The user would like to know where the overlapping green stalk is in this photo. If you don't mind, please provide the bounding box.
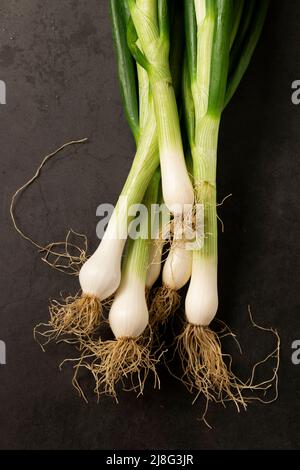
[177,0,275,406]
[127,0,194,216]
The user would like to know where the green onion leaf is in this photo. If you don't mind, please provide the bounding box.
[110,0,140,142]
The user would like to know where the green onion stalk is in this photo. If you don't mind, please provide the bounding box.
[127,0,193,327]
[127,0,194,218]
[177,0,271,407]
[124,0,193,329]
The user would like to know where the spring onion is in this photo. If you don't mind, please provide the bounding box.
[77,171,161,398]
[177,0,272,406]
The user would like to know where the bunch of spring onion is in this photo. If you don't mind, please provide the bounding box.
[36,0,273,401]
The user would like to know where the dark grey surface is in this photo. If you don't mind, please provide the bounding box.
[0,0,299,450]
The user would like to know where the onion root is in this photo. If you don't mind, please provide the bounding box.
[149,286,181,328]
[72,333,160,401]
[176,321,280,413]
[34,293,102,347]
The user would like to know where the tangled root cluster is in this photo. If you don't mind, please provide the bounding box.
[176,321,280,413]
[149,286,181,328]
[71,332,161,401]
[34,294,102,346]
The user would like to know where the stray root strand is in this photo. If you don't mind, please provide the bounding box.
[10,138,89,275]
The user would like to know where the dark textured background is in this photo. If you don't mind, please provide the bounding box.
[0,0,299,450]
